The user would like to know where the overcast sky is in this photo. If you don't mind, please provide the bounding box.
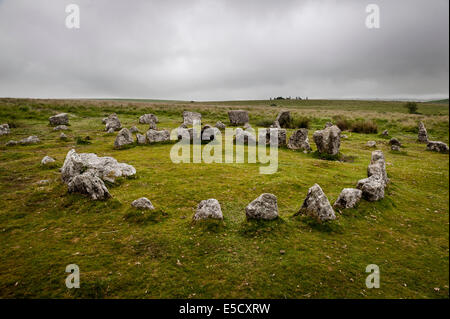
[0,0,448,101]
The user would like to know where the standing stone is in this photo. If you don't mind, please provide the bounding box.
[104,113,122,131]
[245,193,278,220]
[183,111,202,125]
[313,125,341,156]
[367,150,388,186]
[139,114,158,124]
[146,129,170,143]
[418,121,428,143]
[235,128,257,145]
[114,128,134,149]
[201,125,221,142]
[356,175,385,201]
[333,188,362,209]
[193,199,223,221]
[49,113,69,126]
[136,133,146,144]
[0,124,10,136]
[131,197,155,210]
[68,171,111,200]
[366,141,376,147]
[215,121,226,130]
[275,110,291,128]
[228,110,249,126]
[295,184,336,221]
[287,128,311,152]
[427,141,449,153]
[130,126,139,133]
[389,138,401,147]
[41,156,56,166]
[259,128,286,147]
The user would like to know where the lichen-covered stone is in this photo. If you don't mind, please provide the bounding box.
[245,193,278,220]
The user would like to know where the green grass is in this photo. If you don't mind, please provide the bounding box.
[0,98,448,298]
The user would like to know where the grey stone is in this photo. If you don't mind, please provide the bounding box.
[287,128,311,152]
[366,141,376,147]
[367,150,388,186]
[146,129,170,143]
[131,197,155,210]
[258,128,286,147]
[235,128,257,145]
[139,114,158,124]
[193,199,223,221]
[228,110,249,126]
[427,141,449,153]
[201,125,221,142]
[114,128,134,149]
[418,121,428,143]
[0,123,11,136]
[183,111,202,125]
[37,179,50,185]
[389,138,401,147]
[6,140,18,146]
[130,126,139,133]
[382,129,389,136]
[333,188,362,209]
[356,175,385,201]
[391,144,401,151]
[60,132,68,140]
[104,113,122,131]
[19,135,40,145]
[53,125,68,131]
[243,123,252,130]
[68,171,111,200]
[215,121,226,130]
[275,111,291,128]
[296,184,336,221]
[324,122,333,128]
[41,156,55,165]
[136,133,146,144]
[49,113,69,126]
[245,193,278,220]
[313,125,341,155]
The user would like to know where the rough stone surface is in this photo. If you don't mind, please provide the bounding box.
[193,199,223,221]
[201,125,221,141]
[235,128,257,145]
[391,145,400,151]
[114,128,134,149]
[367,150,388,186]
[68,171,111,200]
[183,111,202,125]
[19,136,40,145]
[130,126,139,133]
[104,113,122,131]
[146,129,170,143]
[60,132,68,140]
[49,113,69,126]
[427,141,449,153]
[61,149,136,184]
[228,110,249,126]
[356,175,385,201]
[313,125,341,155]
[6,140,18,146]
[258,128,286,147]
[215,121,226,130]
[41,156,55,165]
[0,124,11,136]
[176,126,194,141]
[275,111,291,128]
[389,138,401,147]
[366,141,376,147]
[53,125,68,131]
[139,114,158,124]
[333,188,362,209]
[131,197,155,210]
[287,128,311,152]
[136,133,146,144]
[418,121,428,143]
[245,193,278,220]
[296,184,336,221]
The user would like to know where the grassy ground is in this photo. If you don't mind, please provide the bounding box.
[0,98,448,298]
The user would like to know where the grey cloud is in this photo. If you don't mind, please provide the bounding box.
[0,0,448,100]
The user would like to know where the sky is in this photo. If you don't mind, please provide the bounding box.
[0,0,448,101]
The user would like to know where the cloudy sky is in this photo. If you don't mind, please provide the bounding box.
[0,0,448,101]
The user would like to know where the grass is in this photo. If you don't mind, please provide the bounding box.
[0,98,448,299]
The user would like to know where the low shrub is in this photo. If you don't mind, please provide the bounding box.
[351,120,378,134]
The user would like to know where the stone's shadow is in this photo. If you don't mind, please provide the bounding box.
[123,207,168,225]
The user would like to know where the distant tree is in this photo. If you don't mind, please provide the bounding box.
[405,102,418,114]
